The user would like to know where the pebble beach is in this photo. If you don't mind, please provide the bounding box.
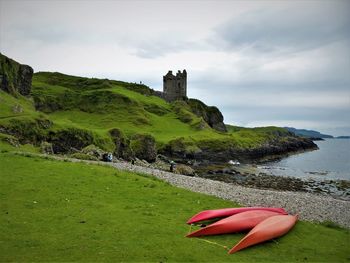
[109,161,350,229]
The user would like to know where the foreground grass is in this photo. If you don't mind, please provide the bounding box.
[0,153,349,262]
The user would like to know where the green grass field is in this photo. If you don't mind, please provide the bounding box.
[0,149,348,262]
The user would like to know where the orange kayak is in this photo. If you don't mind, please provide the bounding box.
[187,210,282,237]
[228,214,298,254]
[187,207,287,224]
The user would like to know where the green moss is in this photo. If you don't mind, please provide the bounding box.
[0,53,21,95]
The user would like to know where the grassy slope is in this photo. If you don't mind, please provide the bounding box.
[32,72,224,144]
[0,149,349,262]
[0,71,297,154]
[29,72,290,149]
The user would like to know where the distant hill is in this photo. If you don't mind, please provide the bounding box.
[284,127,333,139]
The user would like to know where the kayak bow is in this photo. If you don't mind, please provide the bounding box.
[187,210,282,237]
[228,214,298,254]
[187,207,287,224]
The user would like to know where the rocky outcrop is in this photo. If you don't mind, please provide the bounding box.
[130,134,157,162]
[187,99,227,132]
[109,128,133,160]
[161,135,318,163]
[48,128,94,153]
[0,53,33,96]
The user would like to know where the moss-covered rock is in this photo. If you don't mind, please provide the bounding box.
[174,164,195,176]
[49,128,95,153]
[187,99,227,132]
[109,128,133,160]
[70,152,99,161]
[171,101,196,124]
[0,117,51,145]
[130,134,157,162]
[81,144,105,160]
[0,133,19,147]
[162,137,202,159]
[40,141,54,154]
[0,53,33,96]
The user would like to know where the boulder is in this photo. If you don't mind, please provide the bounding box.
[175,164,196,176]
[81,144,105,159]
[130,134,157,162]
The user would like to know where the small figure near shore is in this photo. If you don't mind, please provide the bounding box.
[103,153,113,162]
[229,160,240,166]
[170,160,176,172]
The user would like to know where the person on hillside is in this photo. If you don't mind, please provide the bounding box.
[170,160,176,172]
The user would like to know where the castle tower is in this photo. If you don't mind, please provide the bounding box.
[163,69,187,102]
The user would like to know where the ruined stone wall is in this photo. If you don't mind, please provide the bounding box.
[163,70,187,102]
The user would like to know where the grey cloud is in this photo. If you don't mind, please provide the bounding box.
[213,2,350,54]
[189,70,350,94]
[129,38,201,59]
[220,105,350,135]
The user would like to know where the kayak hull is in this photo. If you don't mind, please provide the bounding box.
[228,214,298,254]
[187,207,287,224]
[187,210,282,237]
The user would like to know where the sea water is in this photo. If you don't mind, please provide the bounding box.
[258,139,350,181]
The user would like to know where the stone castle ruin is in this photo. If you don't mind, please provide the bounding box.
[162,70,187,102]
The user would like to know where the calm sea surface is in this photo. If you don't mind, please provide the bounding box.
[258,139,350,181]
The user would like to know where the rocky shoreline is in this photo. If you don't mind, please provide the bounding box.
[194,163,350,201]
[106,160,350,229]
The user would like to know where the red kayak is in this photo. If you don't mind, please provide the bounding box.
[187,207,287,224]
[187,210,282,237]
[228,214,298,254]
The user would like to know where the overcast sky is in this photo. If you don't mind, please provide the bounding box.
[1,0,349,136]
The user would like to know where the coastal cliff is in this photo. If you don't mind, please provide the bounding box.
[0,53,33,96]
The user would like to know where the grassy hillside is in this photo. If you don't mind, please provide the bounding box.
[31,72,301,148]
[0,150,348,261]
[0,69,316,161]
[31,72,222,144]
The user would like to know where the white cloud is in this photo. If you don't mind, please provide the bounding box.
[0,0,349,136]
